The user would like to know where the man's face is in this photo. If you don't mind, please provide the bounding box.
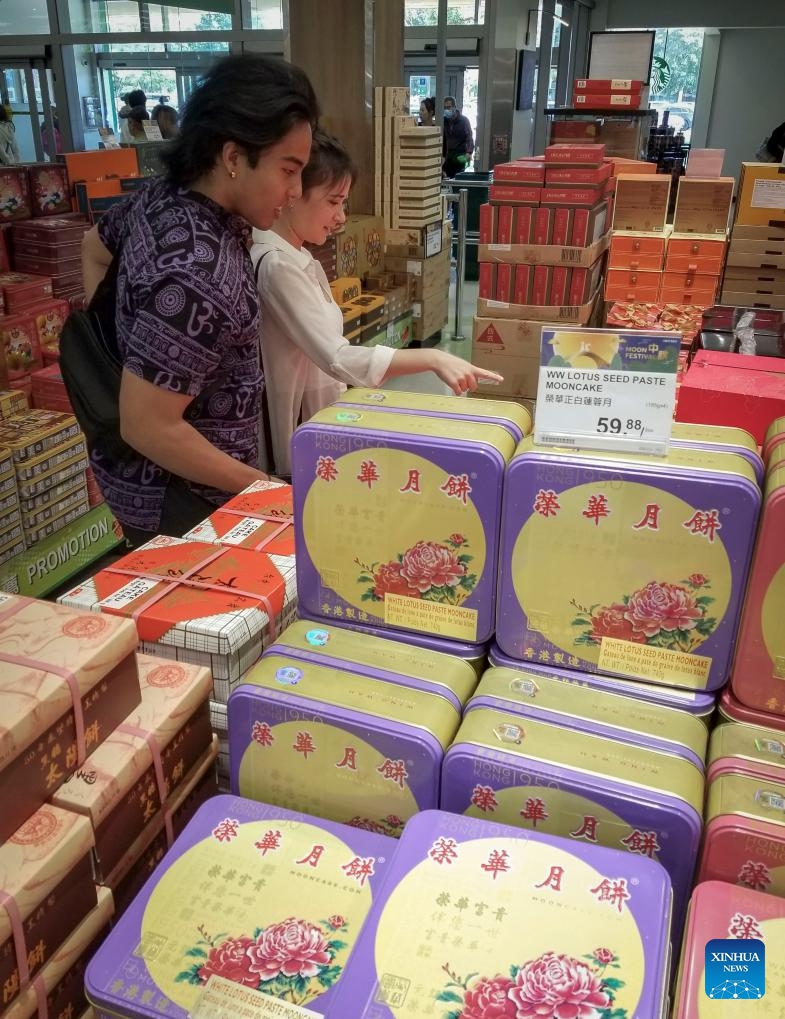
[444,100,457,120]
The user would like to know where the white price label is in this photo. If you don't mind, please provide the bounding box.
[534,329,680,455]
[191,975,323,1019]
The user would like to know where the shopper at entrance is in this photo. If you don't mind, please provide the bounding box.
[151,103,179,139]
[251,130,502,477]
[120,103,150,144]
[118,89,147,143]
[0,107,21,165]
[442,96,473,177]
[419,97,436,126]
[79,53,318,546]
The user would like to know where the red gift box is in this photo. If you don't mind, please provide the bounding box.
[676,350,785,443]
[184,480,295,555]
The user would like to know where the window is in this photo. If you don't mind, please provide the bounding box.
[404,1,485,26]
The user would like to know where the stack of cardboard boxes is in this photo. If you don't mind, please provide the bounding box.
[721,163,785,311]
[572,77,649,109]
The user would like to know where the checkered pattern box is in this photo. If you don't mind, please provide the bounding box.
[58,535,297,703]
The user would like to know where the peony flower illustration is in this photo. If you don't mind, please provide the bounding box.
[623,581,703,638]
[688,573,707,588]
[588,603,647,645]
[400,541,466,594]
[196,935,257,987]
[593,948,615,966]
[509,952,611,1019]
[449,533,466,546]
[460,975,518,1018]
[246,918,332,981]
[327,915,346,930]
[372,560,416,599]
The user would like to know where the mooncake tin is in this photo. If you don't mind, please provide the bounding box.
[13,432,87,485]
[719,686,785,731]
[85,794,394,1018]
[332,616,489,675]
[15,443,88,499]
[730,461,785,714]
[497,439,761,692]
[292,405,516,645]
[441,705,703,936]
[670,421,764,484]
[184,479,295,555]
[708,721,785,781]
[0,593,141,845]
[50,653,214,881]
[488,641,717,716]
[0,410,80,463]
[336,387,533,442]
[699,770,785,896]
[229,655,460,834]
[467,665,708,769]
[326,809,671,1019]
[0,804,96,1011]
[59,535,298,699]
[674,880,781,1018]
[263,618,479,713]
[763,414,785,465]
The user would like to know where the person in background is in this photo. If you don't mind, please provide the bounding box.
[118,88,147,143]
[79,54,318,546]
[0,106,21,165]
[419,97,436,126]
[442,95,474,177]
[151,103,179,139]
[41,110,62,159]
[757,121,785,163]
[120,103,150,144]
[251,130,502,477]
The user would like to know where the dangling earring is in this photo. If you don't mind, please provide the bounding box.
[230,170,237,179]
[287,200,294,209]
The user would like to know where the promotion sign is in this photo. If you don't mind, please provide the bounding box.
[534,328,680,456]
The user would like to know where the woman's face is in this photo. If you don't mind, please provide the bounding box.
[291,174,352,246]
[420,101,429,120]
[232,120,313,230]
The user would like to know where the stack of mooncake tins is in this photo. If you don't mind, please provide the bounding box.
[183,479,296,788]
[58,532,297,705]
[292,390,532,659]
[0,595,141,1018]
[228,619,478,832]
[85,795,395,1018]
[442,665,705,937]
[0,442,23,566]
[495,436,761,696]
[0,409,89,548]
[674,881,779,1016]
[728,436,785,725]
[50,653,219,916]
[698,719,785,896]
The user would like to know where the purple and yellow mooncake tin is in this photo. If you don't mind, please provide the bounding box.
[229,655,461,835]
[292,405,517,645]
[496,439,761,692]
[263,618,479,713]
[670,421,763,485]
[331,616,488,675]
[85,794,394,1019]
[335,387,533,442]
[488,641,716,717]
[467,665,708,769]
[441,705,703,936]
[326,809,671,1019]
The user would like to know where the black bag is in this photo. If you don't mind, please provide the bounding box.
[59,256,134,462]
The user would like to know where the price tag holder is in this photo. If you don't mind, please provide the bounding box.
[534,328,680,456]
[191,975,323,1019]
[98,127,120,149]
[143,121,164,141]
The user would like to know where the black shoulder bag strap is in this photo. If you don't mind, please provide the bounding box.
[254,250,276,474]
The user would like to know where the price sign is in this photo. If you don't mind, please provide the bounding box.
[143,121,164,141]
[98,127,120,149]
[534,328,680,456]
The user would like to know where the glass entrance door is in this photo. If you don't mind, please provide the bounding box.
[1,59,58,162]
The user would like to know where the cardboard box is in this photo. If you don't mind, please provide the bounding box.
[541,186,605,207]
[514,264,531,305]
[329,276,362,304]
[335,214,385,278]
[545,163,613,186]
[736,163,785,227]
[612,175,672,232]
[478,229,610,268]
[384,248,450,300]
[730,223,785,242]
[570,202,608,245]
[551,207,573,246]
[476,287,600,324]
[411,293,448,341]
[726,240,785,271]
[609,231,667,270]
[550,119,602,140]
[496,262,513,303]
[573,92,644,108]
[384,220,445,258]
[722,267,785,295]
[550,265,569,306]
[673,176,734,235]
[479,204,495,243]
[471,316,551,400]
[720,290,785,311]
[544,143,606,166]
[676,349,785,442]
[531,265,551,305]
[514,206,534,244]
[533,206,553,244]
[489,184,542,205]
[574,78,644,93]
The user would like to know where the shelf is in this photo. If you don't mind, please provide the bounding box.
[545,107,657,119]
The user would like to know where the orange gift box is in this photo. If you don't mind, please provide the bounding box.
[0,594,140,845]
[184,479,295,556]
[0,805,96,1011]
[50,652,214,881]
[58,536,297,701]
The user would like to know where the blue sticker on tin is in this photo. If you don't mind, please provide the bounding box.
[275,666,303,686]
[305,628,331,647]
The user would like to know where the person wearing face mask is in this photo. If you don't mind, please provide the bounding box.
[79,54,318,546]
[442,96,474,177]
[251,130,502,478]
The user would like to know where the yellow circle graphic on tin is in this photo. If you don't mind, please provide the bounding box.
[238,720,419,834]
[140,820,373,1010]
[761,562,785,676]
[373,837,647,1017]
[512,480,732,665]
[697,917,784,1016]
[302,448,487,620]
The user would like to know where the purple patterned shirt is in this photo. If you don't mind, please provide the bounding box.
[94,177,262,532]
